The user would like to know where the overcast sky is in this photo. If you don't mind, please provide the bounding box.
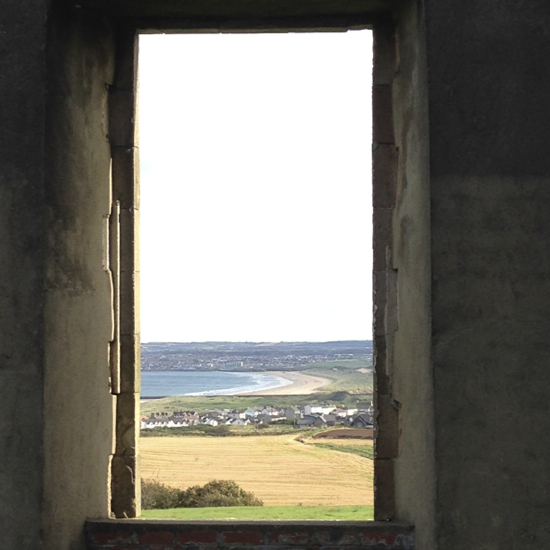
[138,31,373,343]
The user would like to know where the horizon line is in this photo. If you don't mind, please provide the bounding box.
[141,339,373,344]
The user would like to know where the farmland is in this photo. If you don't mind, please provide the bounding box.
[141,434,373,507]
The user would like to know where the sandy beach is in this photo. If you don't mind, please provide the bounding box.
[237,371,331,396]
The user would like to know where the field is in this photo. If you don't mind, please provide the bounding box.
[142,505,374,521]
[307,439,375,460]
[140,424,323,438]
[141,390,372,416]
[303,361,373,394]
[141,435,373,507]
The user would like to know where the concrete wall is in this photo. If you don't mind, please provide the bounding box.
[0,1,49,548]
[43,5,116,550]
[424,1,550,548]
[4,1,550,549]
[391,1,435,549]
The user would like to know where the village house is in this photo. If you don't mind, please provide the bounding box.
[284,406,300,420]
[297,414,327,428]
[140,402,375,431]
[304,404,336,416]
[347,412,373,428]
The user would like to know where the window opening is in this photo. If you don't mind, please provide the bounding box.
[137,30,374,519]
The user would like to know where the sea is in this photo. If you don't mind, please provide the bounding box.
[141,370,293,398]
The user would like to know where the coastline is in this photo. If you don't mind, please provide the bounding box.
[235,371,331,396]
[140,370,332,401]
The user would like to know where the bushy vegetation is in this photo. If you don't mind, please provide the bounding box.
[142,479,184,510]
[142,479,263,510]
[181,480,263,508]
[141,423,321,438]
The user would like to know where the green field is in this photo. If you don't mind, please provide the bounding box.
[304,369,372,393]
[141,390,372,416]
[299,360,372,393]
[142,505,374,521]
[311,442,374,460]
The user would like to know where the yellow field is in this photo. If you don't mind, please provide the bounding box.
[141,435,373,506]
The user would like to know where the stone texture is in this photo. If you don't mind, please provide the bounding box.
[372,85,395,144]
[0,0,49,546]
[373,207,394,272]
[112,147,140,210]
[2,1,550,550]
[86,521,414,550]
[374,458,395,522]
[111,455,141,518]
[373,144,398,208]
[42,9,116,550]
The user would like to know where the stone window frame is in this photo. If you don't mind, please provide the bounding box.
[108,12,398,522]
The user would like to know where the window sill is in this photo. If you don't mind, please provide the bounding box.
[86,519,414,549]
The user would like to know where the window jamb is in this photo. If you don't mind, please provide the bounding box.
[108,19,398,521]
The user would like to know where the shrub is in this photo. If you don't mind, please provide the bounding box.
[141,479,184,509]
[181,480,263,508]
[142,479,263,509]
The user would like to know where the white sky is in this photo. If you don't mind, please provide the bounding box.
[138,31,373,343]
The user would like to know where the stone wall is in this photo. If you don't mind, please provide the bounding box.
[424,2,550,549]
[86,521,414,550]
[3,0,550,549]
[43,5,117,549]
[0,1,49,548]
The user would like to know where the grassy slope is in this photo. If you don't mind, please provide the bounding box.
[301,360,373,394]
[142,505,374,521]
[304,369,373,393]
[311,442,374,460]
[141,391,372,416]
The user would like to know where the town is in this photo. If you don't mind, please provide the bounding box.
[141,401,374,430]
[141,340,372,372]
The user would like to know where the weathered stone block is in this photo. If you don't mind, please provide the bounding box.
[115,392,139,456]
[373,144,398,208]
[373,335,390,396]
[374,458,395,521]
[373,25,396,86]
[120,333,141,394]
[111,455,141,518]
[373,208,393,272]
[109,88,137,147]
[119,207,139,275]
[120,270,139,336]
[376,395,400,459]
[112,146,140,210]
[373,85,394,144]
[374,270,387,336]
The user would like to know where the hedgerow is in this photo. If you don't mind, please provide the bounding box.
[142,479,263,509]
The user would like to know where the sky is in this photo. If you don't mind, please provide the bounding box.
[138,31,373,343]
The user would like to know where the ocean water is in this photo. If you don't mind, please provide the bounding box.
[141,370,292,398]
